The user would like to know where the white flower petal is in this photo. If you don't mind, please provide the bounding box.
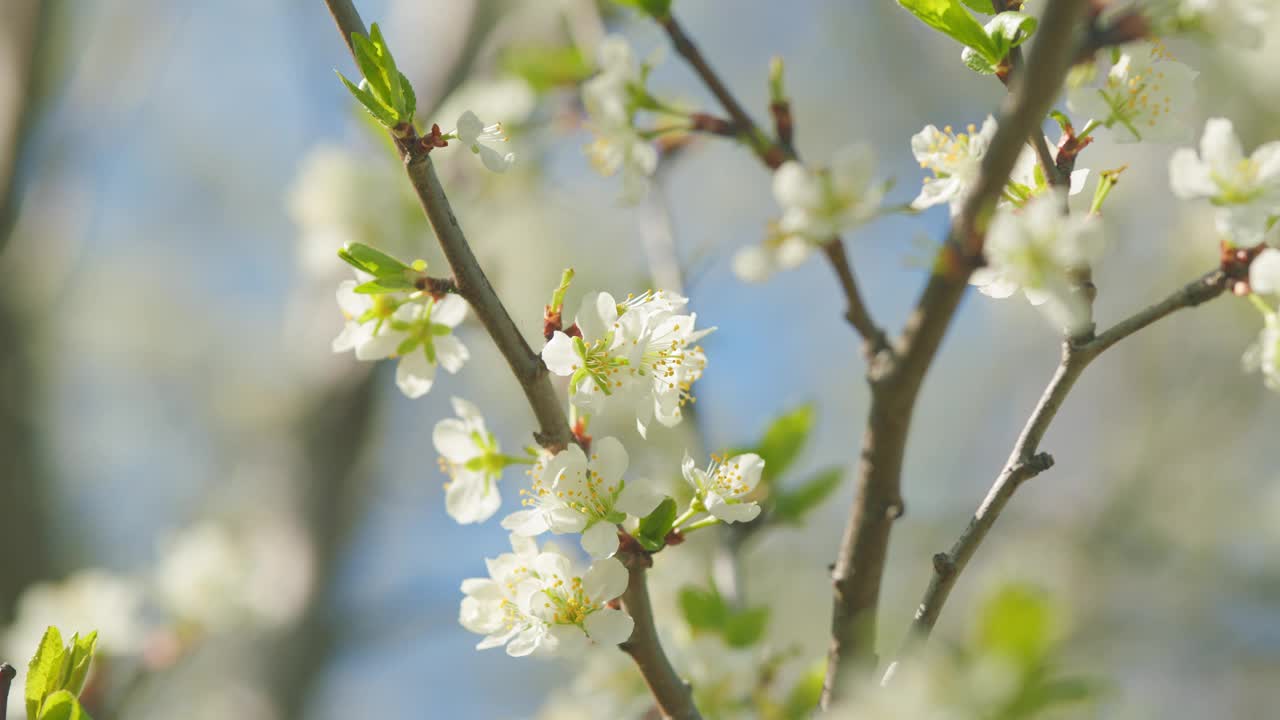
[584,607,634,646]
[580,522,619,559]
[435,335,470,374]
[446,473,501,525]
[395,350,436,398]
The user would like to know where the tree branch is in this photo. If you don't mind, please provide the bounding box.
[618,552,703,720]
[323,0,571,451]
[822,0,1090,707]
[892,269,1228,664]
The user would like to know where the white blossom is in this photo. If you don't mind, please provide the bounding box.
[1244,310,1280,391]
[460,536,633,657]
[911,116,998,214]
[681,452,765,523]
[502,437,662,558]
[455,110,514,173]
[434,397,507,524]
[154,520,312,632]
[1132,0,1272,48]
[2,570,145,661]
[332,285,470,398]
[735,145,883,282]
[978,193,1105,334]
[1252,248,1280,295]
[1170,117,1280,244]
[1066,41,1197,144]
[542,291,711,436]
[582,35,658,204]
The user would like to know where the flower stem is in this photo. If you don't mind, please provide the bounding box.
[679,516,720,534]
[671,506,700,531]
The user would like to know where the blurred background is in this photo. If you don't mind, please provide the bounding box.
[1,1,1279,717]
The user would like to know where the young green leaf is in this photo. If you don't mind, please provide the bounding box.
[961,0,995,12]
[353,275,417,294]
[756,403,815,483]
[369,24,403,116]
[337,242,411,278]
[677,585,727,632]
[337,72,399,126]
[722,606,770,647]
[987,11,1038,53]
[63,632,97,697]
[635,497,677,551]
[37,690,91,720]
[961,45,999,75]
[897,0,999,61]
[25,626,67,720]
[772,467,843,524]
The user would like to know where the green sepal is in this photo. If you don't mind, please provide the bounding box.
[635,496,677,551]
[772,467,843,524]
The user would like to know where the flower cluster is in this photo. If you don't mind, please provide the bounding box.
[1067,41,1197,144]
[460,535,634,657]
[680,452,766,524]
[734,145,884,282]
[582,35,659,204]
[434,397,516,524]
[542,290,712,436]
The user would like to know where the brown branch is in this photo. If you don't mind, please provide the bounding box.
[323,0,572,451]
[1,663,14,720]
[823,239,889,356]
[821,0,1091,707]
[892,269,1228,667]
[618,550,703,720]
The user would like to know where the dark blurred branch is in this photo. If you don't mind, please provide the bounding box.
[324,0,572,451]
[823,0,1089,706]
[0,0,57,624]
[893,269,1228,666]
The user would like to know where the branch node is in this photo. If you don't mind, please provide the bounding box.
[931,552,955,576]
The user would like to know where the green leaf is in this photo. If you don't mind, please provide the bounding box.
[782,660,827,720]
[772,467,843,524]
[369,24,403,115]
[501,46,593,92]
[976,583,1061,668]
[898,0,999,61]
[961,0,995,12]
[63,632,97,697]
[677,585,727,632]
[399,71,416,121]
[338,242,410,278]
[26,626,67,720]
[611,0,673,18]
[722,606,770,647]
[337,72,399,126]
[352,30,391,104]
[354,275,416,294]
[635,497,677,551]
[756,404,815,484]
[37,690,91,720]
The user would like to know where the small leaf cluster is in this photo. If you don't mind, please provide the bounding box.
[897,0,1038,75]
[337,241,429,294]
[738,404,844,525]
[678,583,771,649]
[336,23,417,130]
[25,626,98,720]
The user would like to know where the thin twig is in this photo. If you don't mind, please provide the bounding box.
[1,663,14,720]
[822,0,1090,707]
[618,550,703,720]
[323,0,572,451]
[891,269,1228,667]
